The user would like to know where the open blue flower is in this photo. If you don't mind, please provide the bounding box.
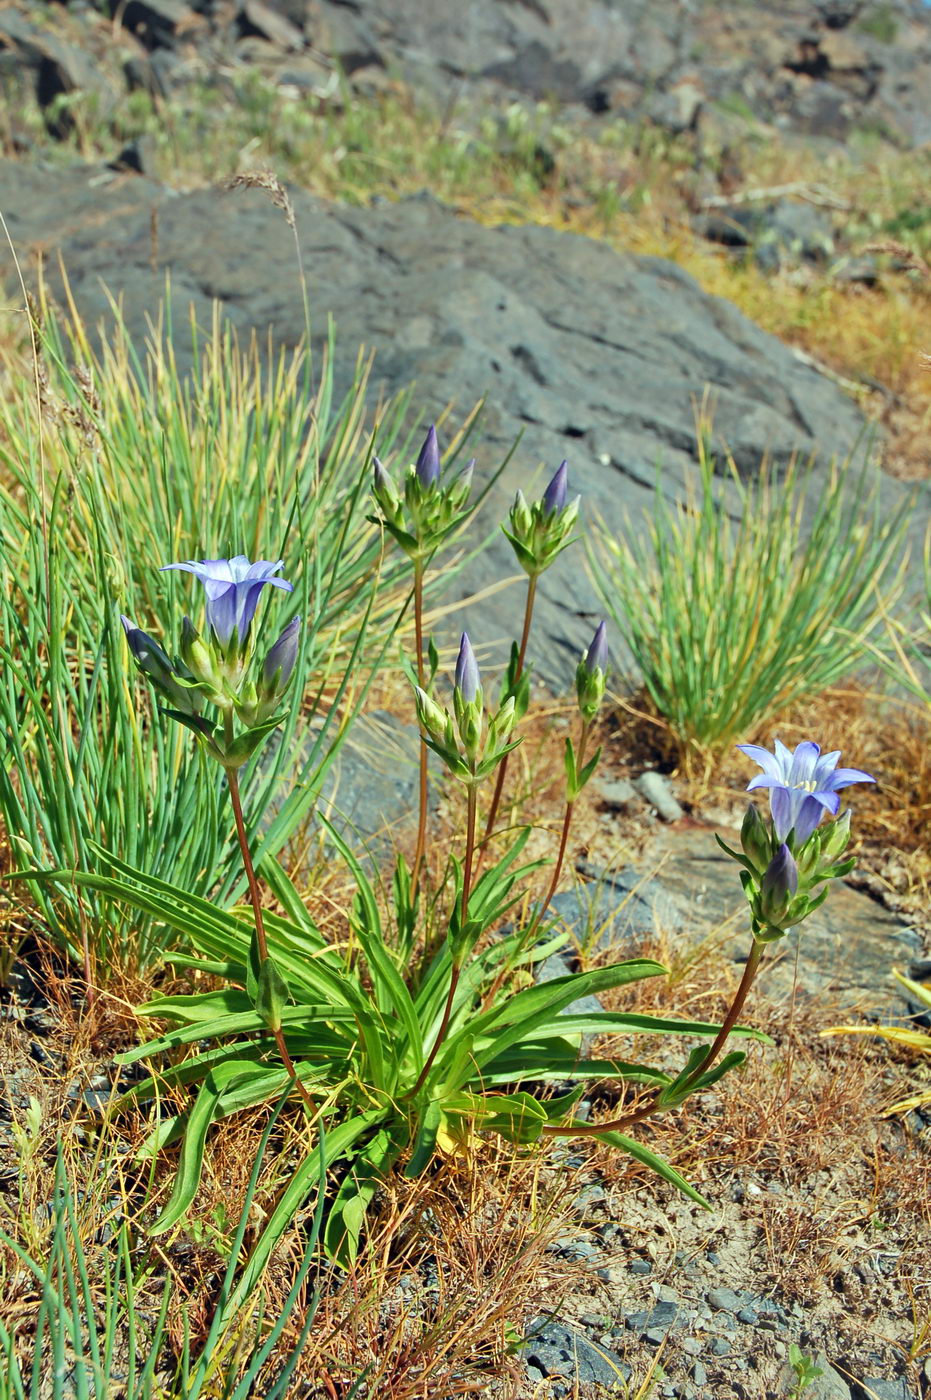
[162,556,293,646]
[738,739,874,845]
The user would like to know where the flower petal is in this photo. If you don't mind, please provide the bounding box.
[794,794,826,845]
[789,740,821,785]
[738,744,786,780]
[770,786,793,841]
[829,767,876,789]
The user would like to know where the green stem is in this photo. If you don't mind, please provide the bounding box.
[408,781,477,1099]
[411,558,429,892]
[541,938,765,1139]
[226,756,317,1117]
[478,573,538,856]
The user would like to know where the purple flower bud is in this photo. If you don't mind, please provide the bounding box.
[415,424,441,488]
[542,460,568,516]
[454,632,480,703]
[584,620,608,675]
[373,457,394,496]
[263,615,301,690]
[456,457,475,496]
[760,843,799,924]
[121,615,199,714]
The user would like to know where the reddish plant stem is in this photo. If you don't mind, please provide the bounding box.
[478,573,538,858]
[227,763,317,1117]
[541,938,765,1139]
[411,558,429,892]
[408,782,477,1099]
[479,718,588,1015]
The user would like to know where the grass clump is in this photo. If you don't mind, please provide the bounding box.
[0,295,419,978]
[588,420,909,773]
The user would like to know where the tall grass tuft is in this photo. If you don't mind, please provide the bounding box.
[0,296,417,975]
[589,425,909,772]
[0,1105,326,1399]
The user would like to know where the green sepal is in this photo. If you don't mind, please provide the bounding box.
[222,712,289,768]
[427,636,440,684]
[256,955,291,1033]
[500,526,539,575]
[715,832,760,878]
[162,710,218,742]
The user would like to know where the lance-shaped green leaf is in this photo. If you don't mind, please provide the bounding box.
[149,1060,270,1235]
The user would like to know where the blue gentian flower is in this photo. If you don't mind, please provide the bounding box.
[738,739,875,845]
[161,556,293,647]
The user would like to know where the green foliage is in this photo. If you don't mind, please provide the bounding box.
[589,430,908,768]
[22,823,770,1274]
[787,1343,825,1397]
[854,4,898,44]
[0,1115,326,1399]
[0,301,418,971]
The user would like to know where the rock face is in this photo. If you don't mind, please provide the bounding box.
[2,0,931,148]
[2,159,921,685]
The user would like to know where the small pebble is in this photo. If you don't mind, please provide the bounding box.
[736,1307,757,1325]
[710,1338,732,1356]
[692,1361,707,1386]
[680,1337,703,1356]
[629,1257,652,1275]
[706,1287,743,1313]
[635,770,684,821]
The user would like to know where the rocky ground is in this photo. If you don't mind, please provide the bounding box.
[0,2,930,1396]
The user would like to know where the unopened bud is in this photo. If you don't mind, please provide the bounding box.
[759,844,799,926]
[121,615,199,715]
[542,459,568,516]
[414,685,448,739]
[740,802,771,874]
[263,615,301,693]
[576,622,608,721]
[373,457,400,510]
[415,424,441,488]
[454,632,481,705]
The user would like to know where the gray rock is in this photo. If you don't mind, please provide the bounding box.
[0,9,113,122]
[115,1,197,48]
[635,771,685,822]
[645,825,924,1013]
[625,1300,680,1334]
[594,776,641,811]
[692,1360,708,1386]
[4,164,924,691]
[851,1380,913,1400]
[710,1337,732,1356]
[521,1317,631,1389]
[239,0,306,50]
[706,1287,746,1313]
[777,1353,853,1399]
